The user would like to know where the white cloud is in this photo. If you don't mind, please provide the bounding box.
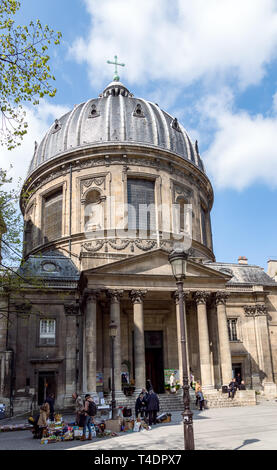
[0,101,70,193]
[70,0,277,89]
[201,90,277,190]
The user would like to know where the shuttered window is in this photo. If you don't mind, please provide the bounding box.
[127,179,156,231]
[43,189,63,242]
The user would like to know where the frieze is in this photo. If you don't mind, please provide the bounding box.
[22,154,212,210]
[82,238,158,253]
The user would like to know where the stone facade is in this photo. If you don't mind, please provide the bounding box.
[1,80,277,413]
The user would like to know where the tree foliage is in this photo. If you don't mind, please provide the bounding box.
[0,0,61,149]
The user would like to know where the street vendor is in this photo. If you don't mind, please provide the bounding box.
[72,392,84,425]
[37,402,50,439]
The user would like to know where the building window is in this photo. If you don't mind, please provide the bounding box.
[127,179,155,232]
[200,205,207,246]
[228,318,238,341]
[43,189,63,243]
[40,319,56,345]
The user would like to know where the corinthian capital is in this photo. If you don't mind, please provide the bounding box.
[64,303,79,316]
[172,290,190,304]
[215,291,229,305]
[129,290,147,304]
[107,289,124,303]
[243,305,257,317]
[256,304,268,316]
[194,291,210,305]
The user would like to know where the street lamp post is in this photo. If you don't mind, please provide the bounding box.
[109,321,118,420]
[169,249,195,450]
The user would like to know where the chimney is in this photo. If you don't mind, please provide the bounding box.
[238,256,248,265]
[267,260,277,280]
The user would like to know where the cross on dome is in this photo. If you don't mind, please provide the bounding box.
[107,55,125,81]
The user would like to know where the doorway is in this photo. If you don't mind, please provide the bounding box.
[145,331,164,393]
[38,371,56,405]
[232,363,242,380]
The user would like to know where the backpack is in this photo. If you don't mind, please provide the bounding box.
[87,400,97,417]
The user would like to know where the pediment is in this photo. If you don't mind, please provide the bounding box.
[83,249,230,280]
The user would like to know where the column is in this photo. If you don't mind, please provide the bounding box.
[64,303,79,399]
[129,290,147,392]
[85,291,98,394]
[107,289,124,395]
[173,291,190,387]
[216,291,232,385]
[194,291,214,390]
[245,304,276,397]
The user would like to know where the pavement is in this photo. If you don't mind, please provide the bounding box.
[1,399,277,450]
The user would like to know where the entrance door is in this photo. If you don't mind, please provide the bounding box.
[232,363,242,380]
[38,371,56,405]
[145,331,164,393]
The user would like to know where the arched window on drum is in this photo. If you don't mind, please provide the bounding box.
[84,189,105,234]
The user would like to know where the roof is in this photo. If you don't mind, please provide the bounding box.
[27,81,205,176]
[18,250,80,285]
[205,261,277,286]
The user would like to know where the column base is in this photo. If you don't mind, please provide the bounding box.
[263,382,277,399]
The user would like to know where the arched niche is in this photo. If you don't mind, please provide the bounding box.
[83,188,106,235]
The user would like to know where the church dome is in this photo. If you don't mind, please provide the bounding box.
[28,80,205,175]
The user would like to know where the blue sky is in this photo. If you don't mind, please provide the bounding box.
[2,0,277,270]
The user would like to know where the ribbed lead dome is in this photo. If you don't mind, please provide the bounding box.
[28,81,205,175]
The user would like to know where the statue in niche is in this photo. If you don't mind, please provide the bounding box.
[84,189,104,234]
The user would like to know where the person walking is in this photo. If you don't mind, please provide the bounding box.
[80,394,97,441]
[45,393,55,422]
[195,382,205,410]
[72,392,84,426]
[135,392,148,419]
[147,389,160,426]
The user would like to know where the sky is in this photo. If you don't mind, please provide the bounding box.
[1,0,277,270]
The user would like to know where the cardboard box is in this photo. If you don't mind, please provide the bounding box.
[105,418,122,433]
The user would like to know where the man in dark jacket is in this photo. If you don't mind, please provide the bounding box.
[135,393,147,419]
[46,393,55,421]
[228,378,238,399]
[147,389,159,425]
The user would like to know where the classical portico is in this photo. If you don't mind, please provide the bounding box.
[79,249,234,395]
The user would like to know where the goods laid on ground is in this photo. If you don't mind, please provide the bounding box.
[0,423,33,432]
[156,413,172,423]
[122,417,150,432]
[40,415,74,444]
